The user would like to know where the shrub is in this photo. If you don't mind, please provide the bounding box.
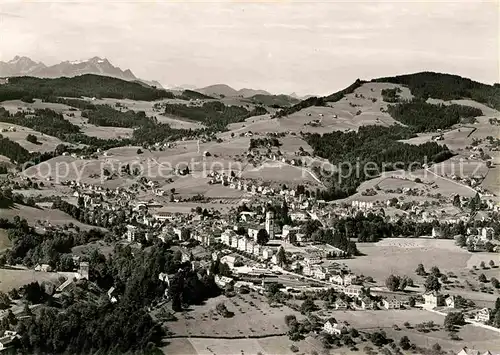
[26,134,38,144]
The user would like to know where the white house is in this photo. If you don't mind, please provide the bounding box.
[262,248,274,260]
[34,264,52,272]
[445,295,455,308]
[475,308,491,323]
[343,285,363,299]
[323,320,346,335]
[237,237,248,252]
[335,299,348,310]
[382,297,401,310]
[423,291,443,308]
[215,275,234,288]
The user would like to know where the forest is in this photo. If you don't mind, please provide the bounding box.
[82,105,155,128]
[373,71,500,111]
[0,108,80,138]
[381,87,401,103]
[0,218,221,354]
[304,125,453,200]
[177,90,215,100]
[0,75,173,102]
[163,101,267,129]
[0,134,31,164]
[3,217,106,270]
[387,100,483,131]
[249,94,299,108]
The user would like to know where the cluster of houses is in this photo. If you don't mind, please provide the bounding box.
[220,228,276,262]
[422,291,492,324]
[464,227,496,252]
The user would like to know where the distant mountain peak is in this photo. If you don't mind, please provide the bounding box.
[0,55,162,88]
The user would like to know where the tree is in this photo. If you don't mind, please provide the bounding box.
[478,273,488,283]
[300,298,317,314]
[26,134,38,144]
[430,266,441,277]
[491,277,499,289]
[0,292,10,310]
[256,228,269,246]
[385,275,401,292]
[480,261,486,269]
[494,309,500,328]
[455,235,466,247]
[424,275,441,292]
[284,314,297,327]
[402,275,414,288]
[440,274,448,284]
[399,336,411,350]
[444,312,465,331]
[452,194,461,207]
[489,260,496,268]
[276,246,286,267]
[416,263,426,276]
[431,343,442,354]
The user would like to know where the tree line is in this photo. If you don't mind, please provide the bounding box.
[0,74,173,102]
[163,101,267,130]
[387,100,483,131]
[373,71,500,111]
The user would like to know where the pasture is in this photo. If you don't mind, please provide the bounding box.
[331,309,500,353]
[166,293,303,338]
[0,203,102,231]
[0,267,60,292]
[83,97,205,130]
[342,238,471,284]
[163,335,325,355]
[0,122,66,153]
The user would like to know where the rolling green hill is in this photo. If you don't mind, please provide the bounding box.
[0,74,173,102]
[373,71,500,110]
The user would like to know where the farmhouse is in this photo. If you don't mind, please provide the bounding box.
[445,295,455,308]
[34,264,52,272]
[323,319,346,335]
[382,297,401,310]
[475,308,491,323]
[335,299,349,310]
[423,291,444,308]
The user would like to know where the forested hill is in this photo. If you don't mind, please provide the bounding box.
[372,72,500,110]
[0,74,174,102]
[273,79,366,118]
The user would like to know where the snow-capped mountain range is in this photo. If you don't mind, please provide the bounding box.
[0,56,163,88]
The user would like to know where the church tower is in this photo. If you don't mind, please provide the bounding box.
[265,210,275,239]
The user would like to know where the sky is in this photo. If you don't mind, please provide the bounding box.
[0,0,498,96]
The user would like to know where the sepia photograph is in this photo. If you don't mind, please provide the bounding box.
[0,0,499,354]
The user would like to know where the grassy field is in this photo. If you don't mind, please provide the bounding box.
[331,309,500,353]
[342,238,471,284]
[0,122,67,153]
[226,83,410,137]
[166,293,304,338]
[86,97,205,130]
[0,203,103,231]
[0,267,60,292]
[162,335,326,355]
[0,228,11,252]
